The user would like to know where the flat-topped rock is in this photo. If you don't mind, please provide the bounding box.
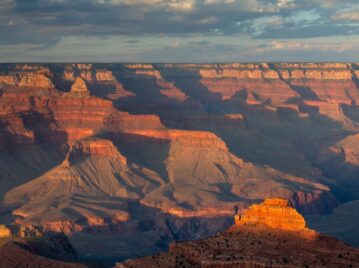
[263,198,289,207]
[125,129,228,150]
[119,198,359,268]
[234,198,307,231]
[67,138,127,165]
[18,73,54,88]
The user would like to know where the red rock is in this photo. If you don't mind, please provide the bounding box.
[70,77,88,93]
[0,225,11,237]
[18,73,54,89]
[68,138,127,165]
[232,198,308,232]
[124,129,228,150]
[119,198,359,268]
[0,75,16,86]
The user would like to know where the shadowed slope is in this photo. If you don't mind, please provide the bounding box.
[120,199,359,268]
[3,138,164,232]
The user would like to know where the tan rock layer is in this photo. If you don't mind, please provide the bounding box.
[0,225,11,237]
[120,198,359,268]
[233,198,308,231]
[69,139,127,164]
[124,129,228,150]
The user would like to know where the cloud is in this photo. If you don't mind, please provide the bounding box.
[0,0,298,46]
[0,0,359,61]
[332,5,359,22]
[256,40,356,53]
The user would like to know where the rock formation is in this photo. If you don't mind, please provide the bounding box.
[0,226,84,267]
[70,77,88,93]
[0,75,16,86]
[18,225,44,238]
[119,199,359,268]
[67,138,127,165]
[307,199,359,248]
[0,225,11,237]
[18,73,54,89]
[316,133,359,201]
[233,198,307,231]
[2,63,359,264]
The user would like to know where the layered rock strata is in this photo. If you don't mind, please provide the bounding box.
[233,198,308,231]
[119,198,359,268]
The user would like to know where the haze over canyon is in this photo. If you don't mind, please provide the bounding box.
[1,62,359,266]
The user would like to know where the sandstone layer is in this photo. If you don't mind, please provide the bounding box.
[232,198,307,231]
[120,198,359,268]
[0,225,11,237]
[1,63,359,264]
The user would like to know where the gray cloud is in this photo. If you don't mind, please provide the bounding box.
[0,0,359,61]
[0,0,298,45]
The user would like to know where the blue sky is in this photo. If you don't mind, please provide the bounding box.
[1,0,359,62]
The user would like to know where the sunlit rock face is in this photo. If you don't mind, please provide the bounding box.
[2,63,359,263]
[233,198,307,231]
[68,139,127,165]
[0,225,11,237]
[155,63,359,106]
[18,73,55,89]
[70,77,88,93]
[119,198,359,268]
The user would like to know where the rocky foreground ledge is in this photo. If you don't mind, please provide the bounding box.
[118,198,359,268]
[0,224,84,267]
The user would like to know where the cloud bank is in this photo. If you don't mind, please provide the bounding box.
[1,0,358,62]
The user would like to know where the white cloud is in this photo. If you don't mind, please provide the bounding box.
[332,10,359,21]
[256,40,356,53]
[168,0,196,11]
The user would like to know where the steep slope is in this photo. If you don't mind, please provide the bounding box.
[0,242,83,268]
[0,224,84,268]
[308,200,359,247]
[117,129,336,216]
[316,133,359,201]
[4,138,163,232]
[2,63,359,263]
[119,198,359,268]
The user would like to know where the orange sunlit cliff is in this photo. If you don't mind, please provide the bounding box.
[119,198,359,268]
[1,63,359,263]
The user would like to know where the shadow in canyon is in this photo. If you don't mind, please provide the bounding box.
[0,110,69,216]
[110,65,196,117]
[67,200,233,266]
[109,132,171,183]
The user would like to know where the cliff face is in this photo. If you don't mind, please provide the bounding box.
[0,225,84,267]
[18,73,55,89]
[119,198,359,268]
[316,133,359,201]
[233,198,307,231]
[155,63,359,106]
[68,139,127,164]
[2,63,359,263]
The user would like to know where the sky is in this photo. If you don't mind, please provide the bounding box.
[1,0,359,62]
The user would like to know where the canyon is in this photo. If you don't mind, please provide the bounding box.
[119,198,359,267]
[1,63,359,264]
[0,224,84,267]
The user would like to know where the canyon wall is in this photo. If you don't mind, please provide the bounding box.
[1,63,359,262]
[120,198,359,268]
